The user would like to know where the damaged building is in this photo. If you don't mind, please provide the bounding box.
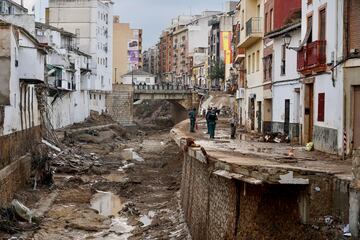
[0,19,46,206]
[35,22,93,129]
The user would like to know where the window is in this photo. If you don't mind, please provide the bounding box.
[281,44,286,75]
[318,93,325,122]
[248,55,251,75]
[256,50,260,71]
[319,8,326,40]
[270,9,274,31]
[252,52,255,73]
[307,15,313,43]
[265,13,268,33]
[241,10,245,29]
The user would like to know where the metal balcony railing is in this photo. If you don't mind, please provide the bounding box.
[297,40,327,73]
[246,17,262,37]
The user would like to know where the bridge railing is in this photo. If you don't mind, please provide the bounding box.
[133,84,192,92]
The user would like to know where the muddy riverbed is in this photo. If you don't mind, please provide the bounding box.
[0,125,190,240]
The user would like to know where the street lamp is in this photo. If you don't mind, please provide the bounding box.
[282,33,298,51]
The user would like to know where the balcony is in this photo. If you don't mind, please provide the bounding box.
[297,40,327,75]
[234,47,246,63]
[238,17,263,48]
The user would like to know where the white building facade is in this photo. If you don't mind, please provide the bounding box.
[267,23,302,142]
[48,0,113,113]
[298,0,344,154]
[121,70,156,86]
[0,19,45,136]
[35,22,93,129]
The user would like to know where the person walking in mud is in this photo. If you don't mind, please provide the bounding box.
[230,113,238,139]
[208,108,218,139]
[188,108,197,133]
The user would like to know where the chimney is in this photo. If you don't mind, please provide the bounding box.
[21,0,23,6]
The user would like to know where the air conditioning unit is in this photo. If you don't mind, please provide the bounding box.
[236,88,245,99]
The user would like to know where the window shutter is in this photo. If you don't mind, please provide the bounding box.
[318,93,325,122]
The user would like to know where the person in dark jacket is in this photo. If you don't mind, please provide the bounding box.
[188,108,197,132]
[205,107,212,134]
[230,113,238,139]
[208,109,218,139]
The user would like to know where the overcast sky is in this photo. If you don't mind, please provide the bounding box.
[22,0,226,49]
[111,0,226,49]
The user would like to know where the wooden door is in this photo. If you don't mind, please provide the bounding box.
[309,84,314,141]
[304,83,314,143]
[250,98,255,130]
[354,86,360,150]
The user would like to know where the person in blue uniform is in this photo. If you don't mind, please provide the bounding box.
[208,109,218,139]
[188,108,197,133]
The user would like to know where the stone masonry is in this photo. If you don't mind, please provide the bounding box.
[106,84,134,126]
[180,151,350,239]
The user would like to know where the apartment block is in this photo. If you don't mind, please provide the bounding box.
[112,16,143,84]
[48,0,113,113]
[35,22,93,129]
[0,0,27,14]
[158,30,173,83]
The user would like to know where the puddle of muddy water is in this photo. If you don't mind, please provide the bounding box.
[91,191,123,216]
[90,191,135,239]
[120,148,144,162]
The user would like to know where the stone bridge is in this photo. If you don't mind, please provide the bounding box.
[106,84,200,126]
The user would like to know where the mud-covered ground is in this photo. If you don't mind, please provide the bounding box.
[0,122,190,240]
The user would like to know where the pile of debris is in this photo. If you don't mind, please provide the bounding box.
[134,100,174,129]
[0,200,39,234]
[70,111,115,129]
[262,132,290,143]
[50,149,105,175]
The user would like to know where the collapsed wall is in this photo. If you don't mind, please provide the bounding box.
[172,130,350,239]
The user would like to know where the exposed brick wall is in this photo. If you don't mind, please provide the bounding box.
[0,126,41,170]
[0,126,41,207]
[208,175,237,240]
[180,152,350,239]
[0,155,32,207]
[348,0,360,53]
[106,84,134,125]
[181,154,239,240]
